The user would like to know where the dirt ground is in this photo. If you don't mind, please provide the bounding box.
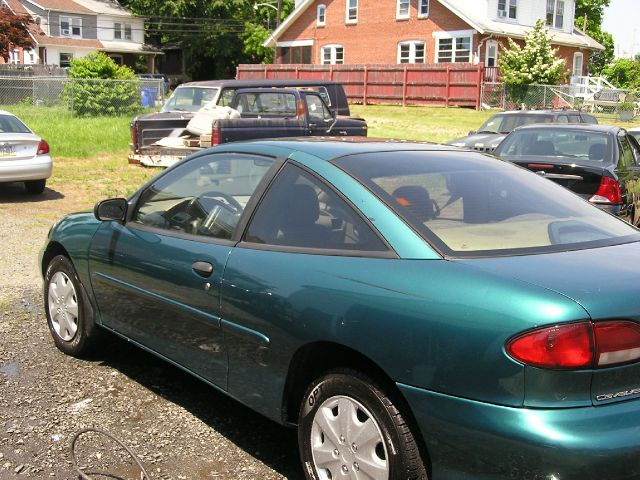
[0,181,303,480]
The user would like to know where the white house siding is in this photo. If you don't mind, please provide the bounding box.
[96,16,144,44]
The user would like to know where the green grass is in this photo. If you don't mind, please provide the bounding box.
[2,105,131,159]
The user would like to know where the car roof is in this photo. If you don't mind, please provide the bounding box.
[511,124,622,134]
[0,110,17,117]
[178,79,340,88]
[493,110,583,116]
[212,137,464,161]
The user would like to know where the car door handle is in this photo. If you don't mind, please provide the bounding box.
[192,261,214,278]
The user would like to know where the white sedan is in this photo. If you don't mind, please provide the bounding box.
[0,110,51,194]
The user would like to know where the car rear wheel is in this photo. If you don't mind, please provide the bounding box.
[25,179,46,194]
[298,369,428,480]
[44,255,101,357]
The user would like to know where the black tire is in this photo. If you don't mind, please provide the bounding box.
[44,255,101,357]
[25,179,46,194]
[298,369,428,480]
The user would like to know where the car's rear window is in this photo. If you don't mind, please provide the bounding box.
[478,114,554,134]
[496,129,613,164]
[333,151,640,257]
[162,87,219,112]
[0,115,30,134]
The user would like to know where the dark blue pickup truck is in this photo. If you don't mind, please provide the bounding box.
[130,87,366,167]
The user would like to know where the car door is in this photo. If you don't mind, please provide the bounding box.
[218,162,396,415]
[305,93,335,136]
[88,152,278,388]
[618,133,640,226]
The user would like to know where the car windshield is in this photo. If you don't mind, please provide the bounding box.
[0,114,30,134]
[161,87,219,112]
[496,129,613,164]
[334,150,640,257]
[477,113,554,134]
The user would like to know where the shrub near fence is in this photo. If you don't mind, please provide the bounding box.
[237,63,484,108]
[0,76,164,115]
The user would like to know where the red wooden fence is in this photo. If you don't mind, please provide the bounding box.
[236,63,484,109]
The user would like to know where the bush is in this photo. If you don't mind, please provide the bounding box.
[65,52,141,116]
[602,59,640,90]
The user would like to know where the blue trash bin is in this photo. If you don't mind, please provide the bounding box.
[140,87,158,107]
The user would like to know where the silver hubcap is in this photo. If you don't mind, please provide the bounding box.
[48,271,79,342]
[311,395,389,480]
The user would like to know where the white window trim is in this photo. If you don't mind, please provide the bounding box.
[546,0,565,30]
[572,51,584,77]
[486,40,499,67]
[418,0,430,18]
[10,49,21,64]
[321,44,344,65]
[398,40,426,64]
[59,52,73,68]
[317,4,326,26]
[396,0,410,20]
[497,0,517,20]
[345,0,358,24]
[276,39,314,47]
[60,16,82,38]
[434,35,473,63]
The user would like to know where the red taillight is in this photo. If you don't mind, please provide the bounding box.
[37,139,49,155]
[296,99,306,118]
[589,177,622,204]
[507,321,640,369]
[211,124,221,146]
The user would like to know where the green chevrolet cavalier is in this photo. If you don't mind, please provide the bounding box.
[41,138,640,480]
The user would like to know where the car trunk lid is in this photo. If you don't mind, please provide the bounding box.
[0,134,41,160]
[459,241,640,406]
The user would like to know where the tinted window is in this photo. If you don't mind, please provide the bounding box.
[496,129,613,164]
[478,114,554,134]
[245,164,388,252]
[618,135,637,167]
[334,151,640,256]
[134,154,274,240]
[0,115,30,134]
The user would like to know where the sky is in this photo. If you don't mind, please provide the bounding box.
[602,0,638,58]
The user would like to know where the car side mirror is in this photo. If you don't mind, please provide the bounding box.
[94,198,128,222]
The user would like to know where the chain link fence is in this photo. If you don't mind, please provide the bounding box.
[0,76,164,116]
[480,82,640,122]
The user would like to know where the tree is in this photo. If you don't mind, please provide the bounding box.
[500,19,567,86]
[118,0,293,79]
[602,58,640,90]
[574,0,614,75]
[0,6,34,63]
[65,52,140,116]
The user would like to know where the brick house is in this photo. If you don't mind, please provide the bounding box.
[264,0,604,81]
[0,0,160,71]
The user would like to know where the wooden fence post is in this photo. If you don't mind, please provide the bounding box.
[476,63,483,110]
[363,66,368,105]
[445,66,451,107]
[402,65,408,107]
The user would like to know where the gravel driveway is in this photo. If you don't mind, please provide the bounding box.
[0,181,302,479]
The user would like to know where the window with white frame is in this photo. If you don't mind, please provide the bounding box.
[10,49,20,64]
[60,16,82,37]
[317,4,326,26]
[346,0,357,23]
[497,0,517,19]
[398,41,426,63]
[25,49,36,64]
[114,22,132,40]
[418,0,429,17]
[546,0,564,29]
[397,0,410,19]
[572,52,584,77]
[59,52,73,68]
[321,45,344,65]
[436,36,472,63]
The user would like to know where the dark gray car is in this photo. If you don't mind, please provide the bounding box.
[448,110,598,153]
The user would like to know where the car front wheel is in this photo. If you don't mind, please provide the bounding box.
[44,255,101,357]
[298,369,428,480]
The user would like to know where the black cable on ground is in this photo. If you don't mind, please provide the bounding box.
[70,427,152,480]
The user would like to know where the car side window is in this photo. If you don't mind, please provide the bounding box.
[306,94,332,123]
[244,164,389,252]
[618,135,637,167]
[133,154,275,240]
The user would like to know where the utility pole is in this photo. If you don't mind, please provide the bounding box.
[276,0,282,27]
